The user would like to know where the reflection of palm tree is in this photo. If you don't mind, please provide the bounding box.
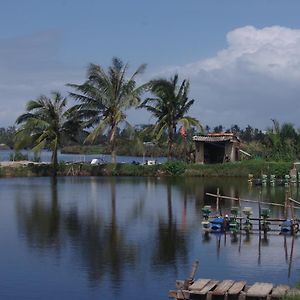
[152,180,188,266]
[63,179,137,285]
[16,177,61,251]
[16,178,138,286]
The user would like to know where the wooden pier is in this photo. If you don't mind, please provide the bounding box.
[168,262,300,300]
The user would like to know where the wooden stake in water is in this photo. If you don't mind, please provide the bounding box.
[216,188,220,215]
[188,261,199,282]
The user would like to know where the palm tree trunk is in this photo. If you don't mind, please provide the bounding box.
[110,124,117,163]
[51,145,58,176]
[168,126,174,160]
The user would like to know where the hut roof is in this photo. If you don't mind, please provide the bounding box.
[192,133,240,143]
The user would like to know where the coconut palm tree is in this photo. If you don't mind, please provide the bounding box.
[67,57,147,163]
[15,91,81,175]
[140,74,201,159]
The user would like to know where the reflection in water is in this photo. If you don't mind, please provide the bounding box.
[202,231,297,279]
[16,178,138,288]
[152,181,188,269]
[16,177,61,253]
[2,176,299,300]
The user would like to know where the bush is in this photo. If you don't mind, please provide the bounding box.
[162,160,186,175]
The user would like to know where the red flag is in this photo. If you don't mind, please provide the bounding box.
[180,126,186,137]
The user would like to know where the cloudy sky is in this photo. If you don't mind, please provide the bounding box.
[1,0,300,129]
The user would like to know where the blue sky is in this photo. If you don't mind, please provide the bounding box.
[1,0,300,129]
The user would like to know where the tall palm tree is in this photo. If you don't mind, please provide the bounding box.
[67,57,146,163]
[140,74,201,159]
[15,91,81,174]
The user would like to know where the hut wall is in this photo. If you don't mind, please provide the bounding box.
[195,142,204,164]
[225,143,234,161]
[225,142,240,162]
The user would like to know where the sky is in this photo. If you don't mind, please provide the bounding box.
[1,0,300,129]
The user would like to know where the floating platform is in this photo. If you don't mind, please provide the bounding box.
[168,278,299,299]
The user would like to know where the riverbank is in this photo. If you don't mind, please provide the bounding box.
[0,160,294,178]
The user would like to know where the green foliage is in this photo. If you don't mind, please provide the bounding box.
[140,74,201,159]
[162,160,186,175]
[15,91,82,174]
[0,159,295,178]
[68,57,147,163]
[184,160,292,178]
[9,151,28,161]
[0,126,16,148]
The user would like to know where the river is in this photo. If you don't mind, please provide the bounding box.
[0,176,299,299]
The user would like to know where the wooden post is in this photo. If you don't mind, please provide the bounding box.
[217,188,221,215]
[188,261,199,282]
[288,235,295,278]
[182,260,199,289]
[284,191,288,219]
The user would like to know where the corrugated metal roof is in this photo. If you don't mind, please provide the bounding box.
[192,134,240,143]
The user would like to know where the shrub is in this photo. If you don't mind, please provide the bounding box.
[162,160,186,175]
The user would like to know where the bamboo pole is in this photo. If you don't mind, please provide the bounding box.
[288,197,300,206]
[206,192,300,209]
[216,188,220,215]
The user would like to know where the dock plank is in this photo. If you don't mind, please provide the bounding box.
[213,280,235,295]
[271,285,289,298]
[176,289,190,299]
[189,278,211,291]
[190,280,219,295]
[228,281,246,295]
[168,290,177,298]
[247,282,273,297]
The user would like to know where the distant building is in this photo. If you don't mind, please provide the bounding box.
[193,133,240,164]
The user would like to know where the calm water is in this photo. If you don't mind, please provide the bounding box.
[0,176,299,299]
[0,150,166,164]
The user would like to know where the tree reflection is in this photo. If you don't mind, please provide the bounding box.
[16,177,62,252]
[16,178,137,286]
[152,180,188,266]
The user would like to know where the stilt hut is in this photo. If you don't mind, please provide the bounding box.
[193,133,240,164]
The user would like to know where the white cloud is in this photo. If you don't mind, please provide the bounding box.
[160,26,300,129]
[2,26,300,130]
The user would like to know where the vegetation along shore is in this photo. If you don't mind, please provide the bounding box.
[0,160,293,178]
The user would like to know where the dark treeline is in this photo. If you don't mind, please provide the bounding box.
[2,120,300,162]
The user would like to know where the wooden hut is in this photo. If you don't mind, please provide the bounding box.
[193,133,240,164]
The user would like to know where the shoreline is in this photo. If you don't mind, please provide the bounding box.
[0,160,294,178]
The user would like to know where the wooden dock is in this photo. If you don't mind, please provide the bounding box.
[168,262,300,300]
[169,278,299,299]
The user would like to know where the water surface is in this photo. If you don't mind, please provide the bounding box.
[0,177,299,299]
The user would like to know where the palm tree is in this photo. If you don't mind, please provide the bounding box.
[140,74,201,159]
[67,57,147,163]
[15,91,81,174]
